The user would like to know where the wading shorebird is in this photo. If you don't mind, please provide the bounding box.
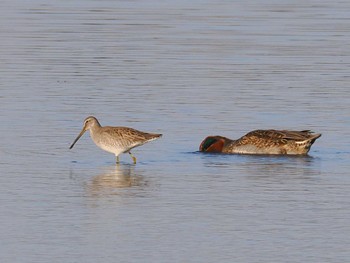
[69,116,162,164]
[199,129,321,155]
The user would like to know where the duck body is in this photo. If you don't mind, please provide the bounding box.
[200,129,321,155]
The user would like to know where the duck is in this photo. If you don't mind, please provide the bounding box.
[199,129,321,155]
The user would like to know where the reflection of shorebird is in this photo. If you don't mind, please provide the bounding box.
[69,116,162,164]
[88,165,145,195]
[200,130,321,155]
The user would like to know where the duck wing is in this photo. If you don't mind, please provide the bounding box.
[237,129,321,145]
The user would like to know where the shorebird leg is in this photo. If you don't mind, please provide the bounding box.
[116,155,120,164]
[129,152,137,164]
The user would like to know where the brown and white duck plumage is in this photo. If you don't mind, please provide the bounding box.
[199,129,321,155]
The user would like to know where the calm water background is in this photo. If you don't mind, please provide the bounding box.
[1,0,350,262]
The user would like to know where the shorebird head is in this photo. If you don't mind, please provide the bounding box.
[69,116,100,149]
[199,136,227,153]
[82,116,100,130]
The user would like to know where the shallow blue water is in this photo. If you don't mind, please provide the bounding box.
[1,0,350,262]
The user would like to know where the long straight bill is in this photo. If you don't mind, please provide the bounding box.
[69,128,86,149]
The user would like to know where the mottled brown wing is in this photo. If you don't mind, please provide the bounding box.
[237,129,319,146]
[118,127,161,147]
[236,130,295,148]
[278,130,315,141]
[101,127,161,150]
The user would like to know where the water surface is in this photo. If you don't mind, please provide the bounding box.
[1,1,350,262]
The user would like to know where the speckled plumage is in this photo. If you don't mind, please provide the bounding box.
[200,129,321,155]
[70,116,162,163]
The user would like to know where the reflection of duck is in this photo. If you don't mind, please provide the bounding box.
[200,130,321,155]
[88,165,145,195]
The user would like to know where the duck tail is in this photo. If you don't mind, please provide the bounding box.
[309,133,321,144]
[296,133,321,148]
